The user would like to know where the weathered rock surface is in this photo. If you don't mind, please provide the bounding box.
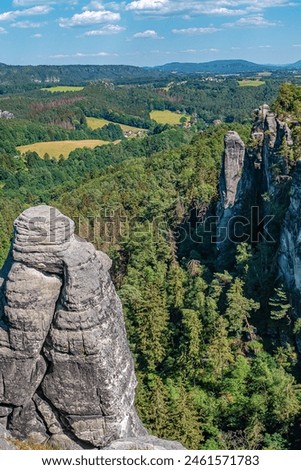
[0,424,16,450]
[279,162,301,321]
[219,131,246,210]
[104,436,185,450]
[0,206,182,450]
[216,105,293,268]
[216,131,255,265]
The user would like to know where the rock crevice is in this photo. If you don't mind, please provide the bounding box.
[0,206,183,450]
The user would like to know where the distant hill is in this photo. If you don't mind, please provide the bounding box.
[0,60,301,93]
[153,60,276,74]
[290,60,301,68]
[0,63,167,92]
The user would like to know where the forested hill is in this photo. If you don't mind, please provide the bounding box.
[153,59,301,74]
[2,59,301,94]
[0,63,167,92]
[153,60,269,74]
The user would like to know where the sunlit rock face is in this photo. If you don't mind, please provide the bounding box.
[216,105,294,270]
[279,163,301,322]
[0,206,184,449]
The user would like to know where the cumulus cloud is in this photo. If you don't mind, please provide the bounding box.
[172,27,221,34]
[125,0,296,16]
[126,0,169,11]
[32,33,42,38]
[83,24,125,35]
[59,10,120,27]
[224,14,279,28]
[133,29,163,38]
[0,27,7,34]
[0,6,51,22]
[83,1,104,11]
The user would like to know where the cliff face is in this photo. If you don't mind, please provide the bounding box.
[279,163,301,316]
[216,105,293,269]
[0,206,184,450]
[219,131,246,210]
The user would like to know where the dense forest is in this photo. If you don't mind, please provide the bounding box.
[1,75,301,449]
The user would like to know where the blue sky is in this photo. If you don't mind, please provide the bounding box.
[0,0,301,66]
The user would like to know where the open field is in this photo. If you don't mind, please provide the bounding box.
[40,86,84,93]
[86,117,147,135]
[150,110,188,125]
[17,139,112,158]
[238,80,265,87]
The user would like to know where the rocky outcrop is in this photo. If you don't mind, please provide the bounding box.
[219,131,246,209]
[0,206,183,450]
[216,105,294,269]
[0,424,16,450]
[0,110,14,120]
[216,131,255,265]
[279,162,301,318]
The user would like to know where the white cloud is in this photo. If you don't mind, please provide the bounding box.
[75,52,116,56]
[133,29,163,38]
[50,51,118,58]
[12,21,45,28]
[125,0,296,16]
[13,0,76,4]
[83,24,125,35]
[59,10,120,27]
[32,33,42,38]
[224,15,279,27]
[126,0,169,11]
[0,27,7,34]
[0,6,51,22]
[172,27,221,35]
[181,49,197,53]
[206,8,245,16]
[83,1,104,11]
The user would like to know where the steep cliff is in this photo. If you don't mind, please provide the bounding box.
[0,206,184,450]
[216,105,293,269]
[279,162,301,318]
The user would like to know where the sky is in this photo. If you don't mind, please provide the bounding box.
[0,0,301,66]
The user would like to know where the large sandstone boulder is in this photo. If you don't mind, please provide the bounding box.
[0,206,182,450]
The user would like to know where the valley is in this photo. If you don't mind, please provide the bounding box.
[1,62,301,450]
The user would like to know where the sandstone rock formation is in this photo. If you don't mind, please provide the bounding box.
[216,105,293,268]
[279,162,301,324]
[0,206,184,450]
[216,131,254,265]
[219,131,246,210]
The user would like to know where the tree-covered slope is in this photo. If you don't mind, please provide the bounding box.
[1,84,301,450]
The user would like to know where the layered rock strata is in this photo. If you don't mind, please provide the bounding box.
[0,206,183,449]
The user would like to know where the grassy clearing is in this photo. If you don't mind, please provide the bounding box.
[86,117,147,135]
[238,80,265,87]
[17,139,112,158]
[40,86,84,93]
[150,110,188,125]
